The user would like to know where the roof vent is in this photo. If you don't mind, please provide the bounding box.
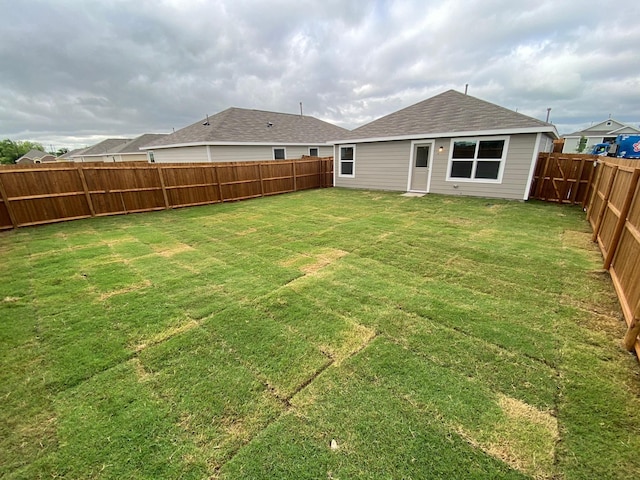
[267,122,273,127]
[203,114,210,126]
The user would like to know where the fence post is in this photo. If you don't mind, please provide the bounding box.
[76,165,96,217]
[292,160,297,192]
[623,300,640,351]
[583,159,600,211]
[0,172,18,228]
[214,164,224,202]
[156,165,170,209]
[603,169,640,270]
[591,165,618,243]
[258,162,264,197]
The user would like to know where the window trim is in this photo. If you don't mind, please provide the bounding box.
[446,136,509,183]
[338,144,356,178]
[273,147,286,160]
[147,151,155,163]
[308,147,319,157]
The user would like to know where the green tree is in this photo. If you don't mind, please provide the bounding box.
[0,139,45,164]
[576,135,588,153]
[56,147,69,157]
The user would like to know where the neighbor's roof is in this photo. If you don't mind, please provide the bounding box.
[564,118,640,137]
[335,90,557,142]
[59,148,86,159]
[113,133,168,154]
[142,108,349,149]
[17,149,48,161]
[79,138,132,156]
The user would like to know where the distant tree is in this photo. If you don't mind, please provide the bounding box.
[0,139,45,164]
[576,135,588,153]
[56,147,69,157]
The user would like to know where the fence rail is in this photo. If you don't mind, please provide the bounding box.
[531,152,640,356]
[0,157,333,230]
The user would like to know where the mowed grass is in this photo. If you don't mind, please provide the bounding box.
[2,188,640,479]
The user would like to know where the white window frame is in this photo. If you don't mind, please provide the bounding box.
[308,147,319,157]
[273,147,286,160]
[147,151,155,163]
[446,136,509,184]
[338,144,356,178]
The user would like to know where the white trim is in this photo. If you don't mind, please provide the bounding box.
[523,133,542,200]
[273,147,287,160]
[406,140,434,193]
[308,146,319,156]
[206,145,212,162]
[327,126,558,145]
[140,141,334,150]
[333,144,337,186]
[338,144,356,178]
[446,136,510,184]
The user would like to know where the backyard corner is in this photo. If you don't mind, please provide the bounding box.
[1,188,639,479]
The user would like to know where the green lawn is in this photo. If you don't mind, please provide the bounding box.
[2,188,639,479]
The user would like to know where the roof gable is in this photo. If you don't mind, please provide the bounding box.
[80,138,131,156]
[144,108,350,149]
[564,119,640,137]
[18,149,47,161]
[340,90,553,141]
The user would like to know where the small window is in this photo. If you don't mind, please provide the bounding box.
[448,137,507,182]
[339,145,355,177]
[273,148,286,160]
[309,147,319,157]
[415,146,429,167]
[148,151,155,163]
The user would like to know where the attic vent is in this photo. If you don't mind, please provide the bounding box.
[606,121,612,126]
[267,122,273,127]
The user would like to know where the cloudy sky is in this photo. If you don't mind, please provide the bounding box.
[1,0,639,151]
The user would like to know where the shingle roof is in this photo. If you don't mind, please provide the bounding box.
[339,90,554,141]
[113,134,168,154]
[80,138,132,156]
[18,149,48,161]
[143,108,349,149]
[59,148,86,159]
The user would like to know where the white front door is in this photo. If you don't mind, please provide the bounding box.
[410,144,431,191]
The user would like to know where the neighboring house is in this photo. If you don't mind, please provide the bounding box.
[16,149,57,164]
[330,90,558,200]
[140,107,349,163]
[58,148,87,161]
[562,118,640,153]
[68,134,166,162]
[110,134,168,162]
[70,138,132,162]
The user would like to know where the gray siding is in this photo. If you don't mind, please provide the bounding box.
[153,146,209,163]
[430,134,538,200]
[336,134,541,200]
[152,145,333,163]
[334,140,411,190]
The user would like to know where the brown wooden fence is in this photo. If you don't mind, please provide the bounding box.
[529,152,598,206]
[586,157,640,356]
[530,152,640,356]
[0,157,333,230]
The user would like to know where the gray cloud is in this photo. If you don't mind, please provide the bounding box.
[1,0,639,150]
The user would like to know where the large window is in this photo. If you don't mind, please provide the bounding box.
[273,147,286,160]
[339,145,355,177]
[448,137,507,182]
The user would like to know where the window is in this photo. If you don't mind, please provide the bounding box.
[309,147,319,157]
[148,151,155,163]
[273,147,286,160]
[448,137,507,182]
[415,146,429,167]
[339,145,355,177]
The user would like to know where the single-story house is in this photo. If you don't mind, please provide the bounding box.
[140,107,349,163]
[562,118,640,153]
[70,138,132,162]
[69,134,167,162]
[330,90,558,200]
[16,149,57,164]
